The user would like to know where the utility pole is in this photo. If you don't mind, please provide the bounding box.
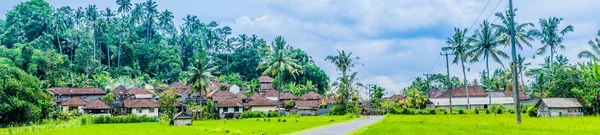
[508,0,522,124]
[441,52,454,114]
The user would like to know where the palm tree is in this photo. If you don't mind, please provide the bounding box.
[442,28,474,109]
[470,20,509,105]
[257,36,302,112]
[325,49,362,113]
[101,7,115,67]
[185,52,218,103]
[143,0,158,44]
[116,0,132,14]
[530,17,574,72]
[158,10,174,37]
[492,9,535,50]
[516,54,531,91]
[85,5,99,64]
[578,30,600,61]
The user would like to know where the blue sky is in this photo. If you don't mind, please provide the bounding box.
[2,0,599,96]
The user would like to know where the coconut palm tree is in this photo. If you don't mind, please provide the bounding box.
[492,9,535,50]
[442,28,474,109]
[517,54,531,90]
[116,0,132,14]
[470,20,509,105]
[185,52,218,103]
[257,36,302,112]
[578,30,600,61]
[326,49,362,113]
[530,17,574,72]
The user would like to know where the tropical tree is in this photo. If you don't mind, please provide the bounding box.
[492,9,535,50]
[257,36,302,112]
[442,28,474,109]
[185,52,218,100]
[470,20,509,105]
[530,17,574,72]
[578,30,600,61]
[326,49,363,113]
[403,88,427,109]
[116,0,132,14]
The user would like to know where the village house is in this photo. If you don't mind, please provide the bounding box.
[294,91,324,116]
[60,96,88,114]
[536,98,583,117]
[127,87,154,99]
[110,85,129,115]
[279,92,300,109]
[124,99,160,117]
[82,99,112,116]
[249,96,278,113]
[425,88,444,99]
[173,112,193,126]
[48,87,106,104]
[216,98,244,118]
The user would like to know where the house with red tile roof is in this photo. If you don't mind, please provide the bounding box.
[216,98,244,118]
[82,99,111,115]
[249,97,278,113]
[60,96,88,114]
[124,99,160,116]
[48,87,106,105]
[127,87,154,99]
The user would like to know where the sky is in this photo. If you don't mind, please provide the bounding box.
[1,0,599,96]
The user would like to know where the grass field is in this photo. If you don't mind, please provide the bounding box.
[350,114,600,135]
[2,116,358,135]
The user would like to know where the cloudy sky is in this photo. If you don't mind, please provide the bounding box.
[1,0,599,96]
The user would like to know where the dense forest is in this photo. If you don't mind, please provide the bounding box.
[0,0,335,124]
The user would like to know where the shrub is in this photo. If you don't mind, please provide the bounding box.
[240,111,265,119]
[81,115,157,124]
[527,107,538,117]
[508,109,516,114]
[286,112,301,118]
[266,111,280,118]
[485,110,490,114]
[457,109,465,114]
[277,119,281,122]
[282,119,286,122]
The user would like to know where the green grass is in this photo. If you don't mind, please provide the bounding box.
[3,116,357,135]
[350,114,600,135]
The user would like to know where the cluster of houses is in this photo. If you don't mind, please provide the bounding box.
[47,76,338,119]
[383,86,584,117]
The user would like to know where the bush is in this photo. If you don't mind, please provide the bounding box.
[527,107,538,117]
[508,109,516,114]
[81,115,157,124]
[435,108,447,115]
[240,111,265,119]
[485,110,490,114]
[286,112,301,118]
[457,109,465,114]
[282,119,286,122]
[266,111,280,118]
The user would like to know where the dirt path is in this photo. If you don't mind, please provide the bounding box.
[298,116,383,135]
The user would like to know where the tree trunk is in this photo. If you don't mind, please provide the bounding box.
[461,57,470,109]
[118,34,122,68]
[486,56,492,106]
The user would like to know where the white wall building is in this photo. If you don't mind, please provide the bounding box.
[124,99,160,117]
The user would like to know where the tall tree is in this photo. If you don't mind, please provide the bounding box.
[470,20,509,105]
[185,52,218,101]
[143,0,158,44]
[325,49,362,113]
[258,36,302,112]
[492,9,535,50]
[116,0,132,14]
[578,30,600,61]
[442,28,474,109]
[530,17,574,72]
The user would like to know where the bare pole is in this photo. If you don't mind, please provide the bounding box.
[508,0,522,124]
[441,52,454,114]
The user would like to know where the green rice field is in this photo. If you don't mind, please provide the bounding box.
[351,114,600,135]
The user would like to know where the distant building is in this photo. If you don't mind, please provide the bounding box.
[426,88,443,99]
[82,99,111,116]
[127,87,154,99]
[60,96,88,114]
[216,98,244,118]
[48,87,106,105]
[173,112,192,126]
[536,98,583,117]
[124,99,160,116]
[436,86,488,98]
[249,97,278,113]
[429,97,515,110]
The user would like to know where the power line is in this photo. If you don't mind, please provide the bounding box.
[467,0,492,33]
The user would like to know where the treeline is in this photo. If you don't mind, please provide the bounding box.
[0,0,330,124]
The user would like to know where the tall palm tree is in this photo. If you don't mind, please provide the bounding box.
[578,30,600,61]
[116,0,132,14]
[442,28,474,109]
[185,52,218,103]
[158,10,174,37]
[257,36,302,112]
[143,0,158,44]
[325,49,362,113]
[492,9,535,50]
[85,5,99,65]
[470,20,509,105]
[530,17,574,72]
[516,54,531,91]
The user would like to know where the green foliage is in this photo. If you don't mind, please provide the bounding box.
[157,87,179,118]
[284,99,295,109]
[403,88,428,109]
[240,111,266,119]
[80,115,157,124]
[0,64,52,124]
[101,93,116,105]
[266,111,280,118]
[201,99,219,120]
[527,106,538,117]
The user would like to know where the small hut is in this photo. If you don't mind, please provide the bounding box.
[173,112,192,126]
